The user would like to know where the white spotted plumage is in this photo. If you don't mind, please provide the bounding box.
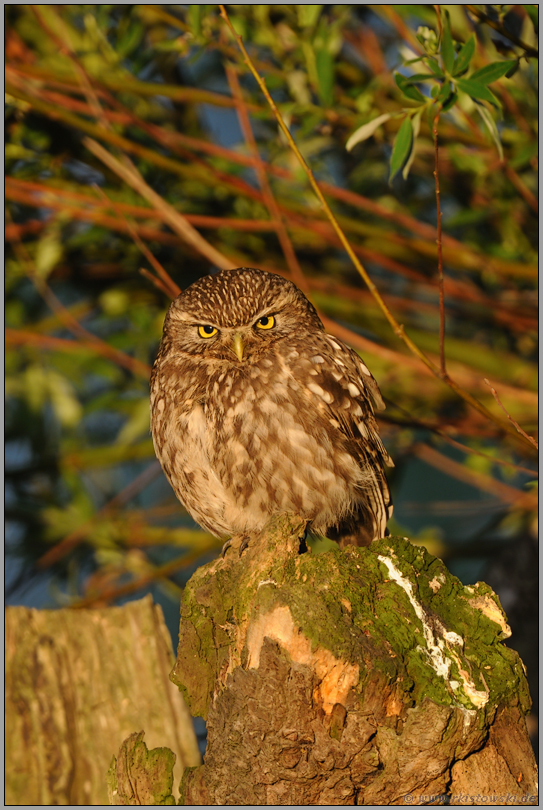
[150,267,393,547]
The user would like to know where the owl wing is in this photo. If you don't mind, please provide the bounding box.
[300,332,393,543]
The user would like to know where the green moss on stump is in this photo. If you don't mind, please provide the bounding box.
[171,515,530,724]
[107,731,176,806]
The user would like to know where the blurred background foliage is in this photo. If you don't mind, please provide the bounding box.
[5,4,538,732]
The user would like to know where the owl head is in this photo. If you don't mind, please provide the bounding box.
[162,268,323,363]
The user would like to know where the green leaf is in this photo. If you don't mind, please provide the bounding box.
[315,48,334,106]
[35,229,63,279]
[403,73,436,84]
[402,108,422,180]
[441,90,458,112]
[389,116,413,183]
[476,105,504,160]
[470,60,517,84]
[346,113,392,151]
[394,72,426,102]
[188,5,202,38]
[427,58,445,78]
[522,5,538,32]
[435,82,453,105]
[457,78,501,106]
[441,12,456,74]
[117,399,151,445]
[116,21,144,58]
[453,34,476,76]
[297,5,323,28]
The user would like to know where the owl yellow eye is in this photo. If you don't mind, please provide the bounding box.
[198,325,218,338]
[255,315,275,330]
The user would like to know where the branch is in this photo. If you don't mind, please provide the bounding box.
[7,226,151,379]
[82,137,237,270]
[72,539,218,608]
[466,5,538,58]
[218,5,537,453]
[92,184,181,298]
[36,463,163,568]
[224,61,309,293]
[484,379,539,450]
[412,443,537,508]
[433,108,446,376]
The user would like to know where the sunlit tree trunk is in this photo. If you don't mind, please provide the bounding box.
[5,597,200,806]
[170,515,536,806]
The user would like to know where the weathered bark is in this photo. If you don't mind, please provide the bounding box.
[171,514,537,806]
[107,731,176,806]
[5,596,200,806]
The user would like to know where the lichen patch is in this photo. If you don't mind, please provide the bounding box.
[428,574,445,592]
[378,554,489,709]
[468,593,511,639]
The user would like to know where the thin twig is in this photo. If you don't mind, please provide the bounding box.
[218,4,536,452]
[438,432,537,477]
[82,137,237,270]
[503,163,538,214]
[30,4,114,135]
[71,538,219,608]
[5,327,150,376]
[484,379,539,449]
[8,57,253,109]
[433,109,446,376]
[139,268,176,298]
[465,5,538,58]
[381,401,538,476]
[224,61,309,293]
[412,443,537,508]
[7,222,151,378]
[93,184,181,297]
[37,463,163,569]
[7,73,537,283]
[434,5,443,38]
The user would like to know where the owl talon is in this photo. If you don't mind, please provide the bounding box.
[221,538,233,557]
[239,536,250,557]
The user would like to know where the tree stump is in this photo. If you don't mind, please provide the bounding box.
[171,514,537,806]
[5,596,200,806]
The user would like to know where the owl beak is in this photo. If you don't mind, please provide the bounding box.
[232,333,245,362]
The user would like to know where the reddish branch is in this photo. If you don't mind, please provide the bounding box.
[433,110,447,377]
[484,379,538,450]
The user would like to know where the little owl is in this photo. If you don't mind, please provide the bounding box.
[150,268,393,549]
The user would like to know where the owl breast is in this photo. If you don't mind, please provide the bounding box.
[152,340,375,539]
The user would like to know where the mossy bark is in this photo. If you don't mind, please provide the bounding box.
[5,596,200,806]
[172,514,537,806]
[107,731,177,805]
